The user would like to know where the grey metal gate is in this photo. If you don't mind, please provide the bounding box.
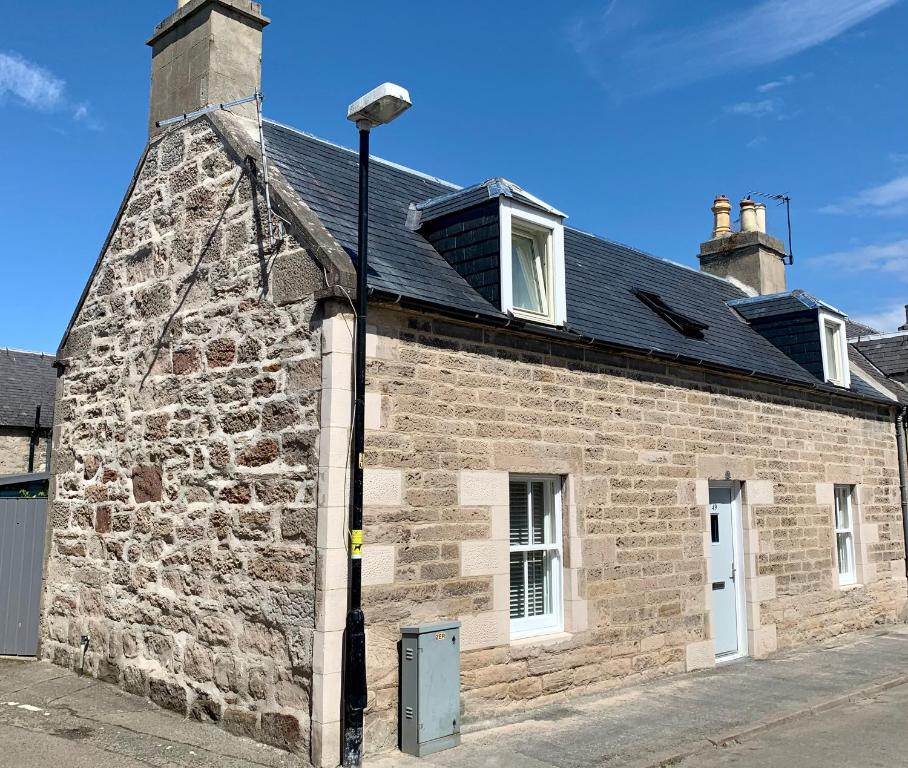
[0,498,48,656]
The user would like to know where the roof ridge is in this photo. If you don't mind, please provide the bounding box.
[0,347,55,358]
[263,118,462,190]
[852,330,908,342]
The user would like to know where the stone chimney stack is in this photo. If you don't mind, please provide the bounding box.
[698,195,787,296]
[147,0,270,136]
[899,306,908,332]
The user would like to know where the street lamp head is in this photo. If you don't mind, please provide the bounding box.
[347,82,411,130]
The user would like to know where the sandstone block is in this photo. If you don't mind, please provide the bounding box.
[149,676,188,715]
[206,338,236,368]
[461,540,507,576]
[460,611,508,651]
[362,545,395,586]
[363,468,402,507]
[261,712,305,752]
[746,480,774,505]
[685,640,715,671]
[223,708,259,739]
[458,470,509,507]
[237,439,279,467]
[132,465,162,503]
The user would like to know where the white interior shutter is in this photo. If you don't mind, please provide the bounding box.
[510,553,525,619]
[526,551,546,617]
[510,481,529,546]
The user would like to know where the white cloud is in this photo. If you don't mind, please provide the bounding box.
[756,75,797,92]
[0,50,98,128]
[724,99,777,116]
[813,237,908,279]
[567,0,898,93]
[854,303,907,333]
[0,52,64,109]
[821,175,908,217]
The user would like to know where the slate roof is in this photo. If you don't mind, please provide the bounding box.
[846,318,880,339]
[413,178,566,226]
[852,333,908,377]
[728,290,844,321]
[849,346,908,404]
[262,120,889,403]
[0,349,56,429]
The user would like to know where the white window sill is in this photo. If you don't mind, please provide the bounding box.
[510,308,558,326]
[509,630,572,648]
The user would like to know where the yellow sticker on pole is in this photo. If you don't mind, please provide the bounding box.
[351,529,363,559]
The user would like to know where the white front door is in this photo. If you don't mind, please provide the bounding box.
[709,484,742,658]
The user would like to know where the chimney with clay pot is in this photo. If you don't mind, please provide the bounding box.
[698,194,787,296]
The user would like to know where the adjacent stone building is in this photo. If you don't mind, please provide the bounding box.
[42,2,908,767]
[0,348,55,478]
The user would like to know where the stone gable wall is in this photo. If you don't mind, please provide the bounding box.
[42,118,323,755]
[0,427,49,475]
[358,305,907,753]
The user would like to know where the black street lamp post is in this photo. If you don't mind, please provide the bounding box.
[342,83,412,768]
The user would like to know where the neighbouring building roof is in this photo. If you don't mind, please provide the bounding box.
[849,346,908,404]
[263,120,888,403]
[846,318,880,339]
[852,332,908,378]
[0,349,56,429]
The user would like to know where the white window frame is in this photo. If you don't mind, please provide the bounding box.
[818,312,850,388]
[499,200,566,326]
[508,475,564,639]
[834,484,857,586]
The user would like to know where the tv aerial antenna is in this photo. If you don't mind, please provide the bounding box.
[750,191,793,265]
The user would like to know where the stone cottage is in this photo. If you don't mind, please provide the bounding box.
[0,348,55,479]
[42,1,908,766]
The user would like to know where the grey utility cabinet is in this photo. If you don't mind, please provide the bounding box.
[400,620,462,757]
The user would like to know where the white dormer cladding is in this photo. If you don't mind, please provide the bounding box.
[499,197,567,326]
[819,310,850,388]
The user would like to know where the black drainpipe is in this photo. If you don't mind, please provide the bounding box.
[896,407,908,575]
[27,405,41,474]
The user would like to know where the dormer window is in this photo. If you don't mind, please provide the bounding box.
[820,313,850,387]
[500,200,566,326]
[512,224,550,316]
[413,178,566,325]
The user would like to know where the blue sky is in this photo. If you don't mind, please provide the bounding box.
[1,0,905,353]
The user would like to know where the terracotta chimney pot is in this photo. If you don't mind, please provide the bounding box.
[740,198,758,233]
[754,203,766,234]
[711,195,732,238]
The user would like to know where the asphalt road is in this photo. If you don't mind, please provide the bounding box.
[677,683,908,768]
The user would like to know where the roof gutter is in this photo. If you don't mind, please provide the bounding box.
[364,288,894,409]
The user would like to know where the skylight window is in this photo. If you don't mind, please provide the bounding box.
[634,290,709,339]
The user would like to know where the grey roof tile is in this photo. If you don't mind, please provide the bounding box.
[0,349,56,428]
